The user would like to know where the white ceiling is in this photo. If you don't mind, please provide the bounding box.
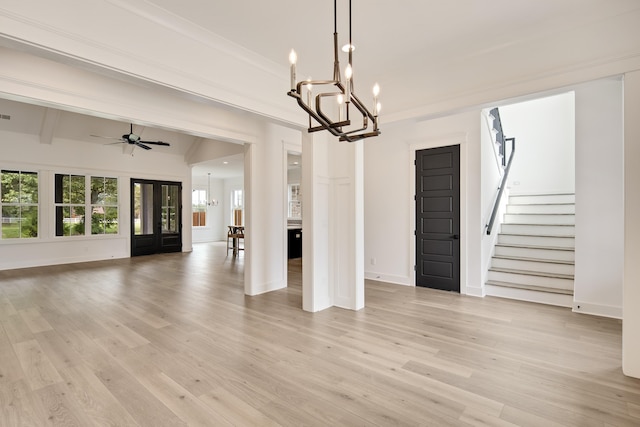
[148,0,640,116]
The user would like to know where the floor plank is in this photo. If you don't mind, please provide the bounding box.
[0,241,639,426]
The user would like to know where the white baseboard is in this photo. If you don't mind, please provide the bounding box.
[364,271,411,286]
[247,279,286,296]
[465,286,486,297]
[572,300,622,319]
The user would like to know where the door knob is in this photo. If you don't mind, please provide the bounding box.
[451,234,459,240]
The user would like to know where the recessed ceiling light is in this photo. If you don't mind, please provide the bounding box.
[293,161,299,165]
[223,161,229,165]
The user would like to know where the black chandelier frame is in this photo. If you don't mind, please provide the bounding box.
[287,0,380,142]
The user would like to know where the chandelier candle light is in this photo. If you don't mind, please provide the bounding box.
[287,0,381,142]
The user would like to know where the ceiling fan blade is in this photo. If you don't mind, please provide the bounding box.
[105,141,125,146]
[138,140,170,147]
[135,142,152,150]
[91,134,122,140]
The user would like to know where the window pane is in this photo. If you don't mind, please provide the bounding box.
[20,206,38,238]
[91,177,104,204]
[20,172,38,204]
[91,205,118,235]
[91,206,105,235]
[70,175,85,204]
[105,206,118,234]
[134,183,154,235]
[104,178,118,205]
[69,206,85,236]
[57,206,85,236]
[162,184,179,233]
[1,206,19,238]
[1,170,20,203]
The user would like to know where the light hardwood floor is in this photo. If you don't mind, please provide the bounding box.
[1,242,639,426]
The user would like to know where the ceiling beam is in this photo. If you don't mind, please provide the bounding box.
[39,107,61,145]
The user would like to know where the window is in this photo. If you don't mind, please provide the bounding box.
[288,183,301,218]
[231,189,243,225]
[192,189,207,227]
[55,174,118,237]
[1,170,38,239]
[91,177,118,235]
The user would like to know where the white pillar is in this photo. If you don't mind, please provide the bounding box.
[244,123,289,296]
[623,71,640,378]
[302,131,365,312]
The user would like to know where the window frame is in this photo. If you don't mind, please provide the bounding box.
[54,173,119,238]
[1,169,40,240]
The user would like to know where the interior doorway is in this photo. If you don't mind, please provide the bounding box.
[415,145,460,292]
[131,179,182,256]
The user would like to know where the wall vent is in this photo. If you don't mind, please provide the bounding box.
[0,114,10,120]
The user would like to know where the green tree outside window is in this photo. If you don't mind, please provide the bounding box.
[1,170,38,239]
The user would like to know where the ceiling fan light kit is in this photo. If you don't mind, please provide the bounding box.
[287,0,380,143]
[91,123,170,151]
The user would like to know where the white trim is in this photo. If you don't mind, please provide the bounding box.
[364,272,410,286]
[572,301,622,319]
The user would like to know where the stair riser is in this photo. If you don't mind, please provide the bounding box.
[506,204,575,214]
[487,271,574,291]
[494,246,575,262]
[498,234,575,248]
[509,194,575,204]
[503,214,575,225]
[491,258,574,276]
[500,224,575,236]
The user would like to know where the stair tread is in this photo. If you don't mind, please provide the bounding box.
[508,202,575,206]
[489,267,574,280]
[502,221,576,227]
[499,233,575,238]
[510,193,575,196]
[495,243,575,252]
[492,255,574,265]
[486,280,574,295]
[505,212,575,215]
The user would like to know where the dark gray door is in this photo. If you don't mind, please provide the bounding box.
[415,145,460,292]
[131,179,182,256]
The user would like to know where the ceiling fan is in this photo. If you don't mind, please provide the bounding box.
[91,123,171,150]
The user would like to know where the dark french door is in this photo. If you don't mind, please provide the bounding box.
[415,145,460,292]
[131,179,182,256]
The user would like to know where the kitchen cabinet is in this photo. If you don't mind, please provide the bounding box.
[288,228,302,259]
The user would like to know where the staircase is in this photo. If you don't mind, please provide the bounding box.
[486,193,575,306]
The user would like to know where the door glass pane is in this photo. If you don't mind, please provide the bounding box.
[161,184,179,233]
[133,183,154,235]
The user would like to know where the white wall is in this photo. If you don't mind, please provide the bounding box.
[623,70,640,379]
[0,131,191,270]
[244,122,300,296]
[364,111,483,296]
[499,93,575,195]
[573,78,624,318]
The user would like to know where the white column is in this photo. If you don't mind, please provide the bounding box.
[302,131,365,312]
[302,131,332,311]
[623,71,640,379]
[244,123,289,296]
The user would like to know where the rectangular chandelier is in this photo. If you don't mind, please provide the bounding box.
[287,0,381,142]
